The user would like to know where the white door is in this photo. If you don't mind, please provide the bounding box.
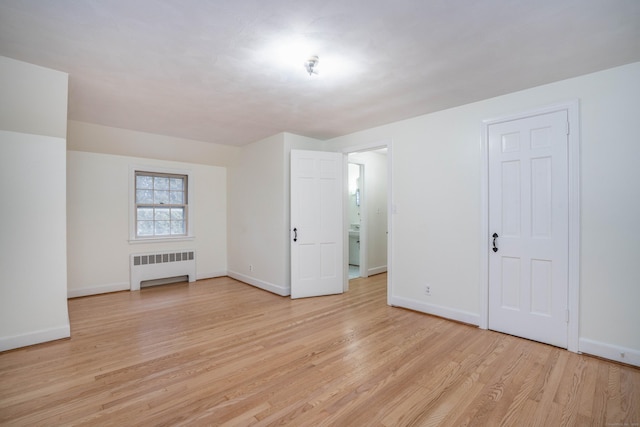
[291,149,344,299]
[488,110,569,348]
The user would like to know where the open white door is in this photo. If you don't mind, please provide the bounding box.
[291,149,344,299]
[488,110,569,348]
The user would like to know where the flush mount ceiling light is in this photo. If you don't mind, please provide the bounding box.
[304,55,319,76]
[262,38,357,80]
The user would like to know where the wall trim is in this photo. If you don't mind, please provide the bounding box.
[67,272,228,299]
[227,271,290,296]
[389,295,480,326]
[579,338,640,367]
[0,325,71,352]
[368,265,388,276]
[196,271,228,281]
[67,282,130,298]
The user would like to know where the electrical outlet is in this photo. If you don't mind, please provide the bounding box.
[424,285,431,296]
[249,264,254,272]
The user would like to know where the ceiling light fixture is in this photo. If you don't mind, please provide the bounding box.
[304,55,319,76]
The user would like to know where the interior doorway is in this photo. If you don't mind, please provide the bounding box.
[344,145,390,297]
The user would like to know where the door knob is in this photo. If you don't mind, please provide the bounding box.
[492,233,498,252]
[293,227,297,242]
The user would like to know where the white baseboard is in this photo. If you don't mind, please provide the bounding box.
[196,271,227,281]
[389,295,480,326]
[67,282,130,298]
[68,272,228,298]
[227,271,290,296]
[368,265,387,276]
[0,324,71,352]
[579,338,640,367]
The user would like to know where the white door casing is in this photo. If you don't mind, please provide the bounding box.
[291,149,344,299]
[488,109,570,348]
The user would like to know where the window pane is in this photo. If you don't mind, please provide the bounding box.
[155,221,170,235]
[170,208,184,220]
[170,191,184,204]
[155,208,170,220]
[170,178,184,191]
[136,175,153,189]
[154,190,169,204]
[137,207,153,220]
[154,177,169,190]
[171,220,185,235]
[136,189,153,204]
[137,221,154,236]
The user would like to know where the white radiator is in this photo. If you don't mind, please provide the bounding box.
[130,250,196,291]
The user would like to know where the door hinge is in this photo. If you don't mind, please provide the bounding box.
[565,309,570,323]
[566,121,570,135]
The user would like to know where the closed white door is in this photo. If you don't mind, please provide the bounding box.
[488,110,569,348]
[291,150,344,299]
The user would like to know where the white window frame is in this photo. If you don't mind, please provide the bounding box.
[129,165,194,243]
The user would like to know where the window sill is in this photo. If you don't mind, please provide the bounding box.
[129,236,195,244]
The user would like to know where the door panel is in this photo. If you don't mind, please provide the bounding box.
[488,110,569,348]
[291,150,344,299]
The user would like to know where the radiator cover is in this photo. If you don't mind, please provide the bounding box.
[130,250,196,291]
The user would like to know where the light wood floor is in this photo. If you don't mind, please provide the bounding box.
[1,274,638,426]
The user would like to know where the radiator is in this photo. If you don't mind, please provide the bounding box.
[130,250,196,291]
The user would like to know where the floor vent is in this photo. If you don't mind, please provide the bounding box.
[130,250,196,291]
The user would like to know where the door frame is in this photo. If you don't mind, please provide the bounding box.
[479,100,580,352]
[341,140,393,305]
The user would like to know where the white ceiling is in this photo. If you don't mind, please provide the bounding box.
[1,0,639,146]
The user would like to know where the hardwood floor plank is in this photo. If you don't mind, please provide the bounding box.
[1,275,639,426]
[461,341,536,426]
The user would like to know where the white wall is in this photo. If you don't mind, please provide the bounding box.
[0,57,68,139]
[325,62,640,366]
[65,122,233,296]
[227,132,322,295]
[68,120,238,167]
[349,151,388,275]
[347,163,361,228]
[67,150,228,297]
[0,56,70,351]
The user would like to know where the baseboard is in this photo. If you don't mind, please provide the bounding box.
[0,324,71,352]
[579,338,640,367]
[389,295,480,326]
[67,282,130,299]
[227,271,290,296]
[196,271,227,281]
[67,272,228,298]
[368,265,387,276]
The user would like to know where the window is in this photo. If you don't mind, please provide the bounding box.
[134,171,188,238]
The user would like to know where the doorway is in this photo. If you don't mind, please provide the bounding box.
[290,144,391,300]
[344,145,391,297]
